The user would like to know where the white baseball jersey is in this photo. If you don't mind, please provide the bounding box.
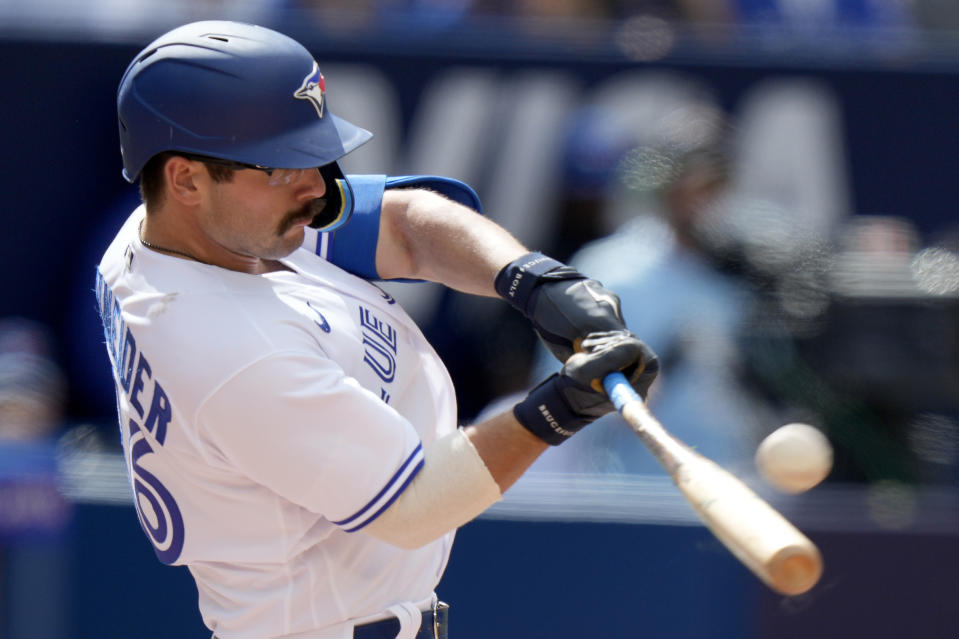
[94,175,480,639]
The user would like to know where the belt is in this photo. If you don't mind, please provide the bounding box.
[354,601,449,639]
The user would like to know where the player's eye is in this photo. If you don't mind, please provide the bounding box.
[266,168,307,186]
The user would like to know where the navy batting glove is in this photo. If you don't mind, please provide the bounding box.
[514,331,658,445]
[495,252,627,363]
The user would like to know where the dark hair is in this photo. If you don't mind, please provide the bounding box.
[139,152,236,210]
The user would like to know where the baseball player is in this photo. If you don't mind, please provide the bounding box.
[95,21,657,639]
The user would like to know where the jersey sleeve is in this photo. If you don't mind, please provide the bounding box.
[315,174,483,280]
[196,350,424,532]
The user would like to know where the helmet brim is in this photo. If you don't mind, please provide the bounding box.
[122,114,372,182]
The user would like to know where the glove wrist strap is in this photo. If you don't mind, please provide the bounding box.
[513,374,590,446]
[494,252,567,314]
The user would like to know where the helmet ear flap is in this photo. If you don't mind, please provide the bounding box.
[309,163,354,232]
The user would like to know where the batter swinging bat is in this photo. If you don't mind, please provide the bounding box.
[603,372,823,596]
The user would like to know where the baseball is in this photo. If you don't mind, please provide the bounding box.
[755,423,833,494]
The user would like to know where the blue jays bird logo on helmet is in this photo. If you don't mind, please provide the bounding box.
[294,62,326,118]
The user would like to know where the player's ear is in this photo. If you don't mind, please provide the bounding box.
[164,156,204,206]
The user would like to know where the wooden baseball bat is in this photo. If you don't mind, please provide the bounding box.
[603,372,823,596]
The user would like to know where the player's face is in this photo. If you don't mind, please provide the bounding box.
[202,166,328,261]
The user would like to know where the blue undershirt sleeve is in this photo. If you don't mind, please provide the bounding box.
[321,174,483,280]
[323,174,386,280]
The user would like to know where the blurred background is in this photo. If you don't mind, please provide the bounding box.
[1,1,958,637]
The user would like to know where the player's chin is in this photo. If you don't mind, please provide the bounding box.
[281,219,309,237]
[260,227,305,260]
[282,226,306,248]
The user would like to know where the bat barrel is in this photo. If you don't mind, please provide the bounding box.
[768,545,823,596]
[602,372,823,596]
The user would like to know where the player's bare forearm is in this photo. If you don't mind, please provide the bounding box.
[461,412,549,493]
[375,189,527,296]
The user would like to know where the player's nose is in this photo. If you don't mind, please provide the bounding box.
[297,167,327,199]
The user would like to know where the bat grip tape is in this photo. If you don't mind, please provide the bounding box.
[603,371,641,411]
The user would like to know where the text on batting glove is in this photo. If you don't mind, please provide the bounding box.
[494,252,628,363]
[514,331,656,445]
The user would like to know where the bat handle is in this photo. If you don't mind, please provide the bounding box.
[601,371,687,476]
[603,371,639,410]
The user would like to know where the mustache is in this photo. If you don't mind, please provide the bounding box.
[277,199,327,234]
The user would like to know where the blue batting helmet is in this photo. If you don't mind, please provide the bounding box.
[117,21,372,228]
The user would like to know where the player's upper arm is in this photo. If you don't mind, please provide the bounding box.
[317,175,481,280]
[195,351,423,529]
[374,188,429,281]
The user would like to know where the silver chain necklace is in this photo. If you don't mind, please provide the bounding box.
[138,220,209,265]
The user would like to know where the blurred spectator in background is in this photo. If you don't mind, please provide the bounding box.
[0,318,72,639]
[749,214,959,487]
[0,318,65,443]
[473,0,612,20]
[0,0,280,39]
[293,0,474,32]
[732,0,915,32]
[524,74,772,475]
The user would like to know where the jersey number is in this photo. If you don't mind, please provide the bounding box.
[128,419,185,564]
